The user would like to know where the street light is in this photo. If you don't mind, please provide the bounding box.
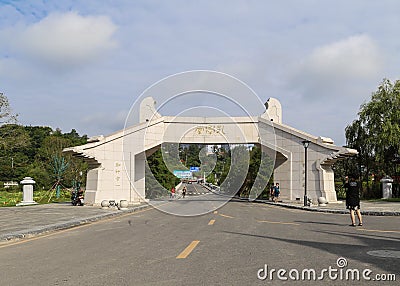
[302,140,311,206]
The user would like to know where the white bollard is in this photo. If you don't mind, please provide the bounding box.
[381,176,393,199]
[119,200,129,210]
[318,197,328,206]
[16,177,38,206]
[101,200,110,209]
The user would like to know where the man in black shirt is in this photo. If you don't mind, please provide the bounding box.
[344,175,363,227]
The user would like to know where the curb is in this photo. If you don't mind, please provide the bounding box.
[0,204,152,242]
[263,201,400,216]
[199,184,400,216]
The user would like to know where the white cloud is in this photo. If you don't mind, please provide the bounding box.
[288,34,384,100]
[307,34,381,77]
[8,12,117,70]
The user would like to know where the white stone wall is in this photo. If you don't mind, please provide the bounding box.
[268,121,342,202]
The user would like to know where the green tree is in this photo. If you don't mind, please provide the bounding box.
[24,126,53,159]
[35,132,88,189]
[245,145,274,199]
[145,148,180,199]
[0,92,18,125]
[358,79,400,175]
[345,79,400,175]
[0,124,31,182]
[220,145,249,196]
[0,124,88,190]
[342,78,400,198]
[344,119,374,188]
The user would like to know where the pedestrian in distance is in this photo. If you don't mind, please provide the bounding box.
[344,174,363,227]
[182,186,187,198]
[273,183,280,202]
[170,187,176,199]
[270,185,275,201]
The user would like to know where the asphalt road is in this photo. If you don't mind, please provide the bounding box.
[156,183,229,216]
[1,191,399,286]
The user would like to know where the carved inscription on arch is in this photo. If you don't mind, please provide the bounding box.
[194,125,225,136]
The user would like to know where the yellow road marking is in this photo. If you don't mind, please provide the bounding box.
[357,228,400,234]
[0,204,164,249]
[257,220,300,226]
[219,213,234,218]
[208,219,215,225]
[177,240,200,259]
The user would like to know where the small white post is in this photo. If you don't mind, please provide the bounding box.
[381,176,393,199]
[16,177,38,206]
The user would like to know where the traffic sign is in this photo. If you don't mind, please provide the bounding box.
[173,170,192,178]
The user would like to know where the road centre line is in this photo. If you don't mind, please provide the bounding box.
[193,183,203,193]
[208,219,215,225]
[219,213,234,218]
[176,240,200,259]
[257,220,300,226]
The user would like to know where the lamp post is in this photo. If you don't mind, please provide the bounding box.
[302,140,311,206]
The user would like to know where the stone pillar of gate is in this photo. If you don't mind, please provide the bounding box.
[316,162,337,202]
[133,151,146,202]
[273,152,292,201]
[84,168,100,205]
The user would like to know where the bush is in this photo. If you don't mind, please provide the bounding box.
[335,182,346,200]
[336,181,383,200]
[0,188,71,207]
[360,182,381,200]
[0,191,22,206]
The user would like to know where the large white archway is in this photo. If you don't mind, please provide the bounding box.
[64,97,356,205]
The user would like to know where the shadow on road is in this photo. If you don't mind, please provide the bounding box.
[294,220,345,226]
[223,230,400,275]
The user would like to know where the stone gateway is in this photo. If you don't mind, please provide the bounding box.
[63,97,356,205]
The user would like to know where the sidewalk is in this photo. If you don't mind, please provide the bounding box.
[1,199,399,243]
[0,202,151,242]
[265,200,400,216]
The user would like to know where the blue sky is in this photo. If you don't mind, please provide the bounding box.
[1,0,399,146]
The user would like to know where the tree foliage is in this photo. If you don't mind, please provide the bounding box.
[0,124,88,190]
[145,148,181,199]
[146,143,274,199]
[340,78,400,198]
[0,92,18,125]
[345,79,400,174]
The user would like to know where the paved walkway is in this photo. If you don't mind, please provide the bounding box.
[0,202,151,242]
[0,200,399,243]
[266,200,400,216]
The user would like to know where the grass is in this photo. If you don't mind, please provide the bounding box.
[0,189,71,207]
